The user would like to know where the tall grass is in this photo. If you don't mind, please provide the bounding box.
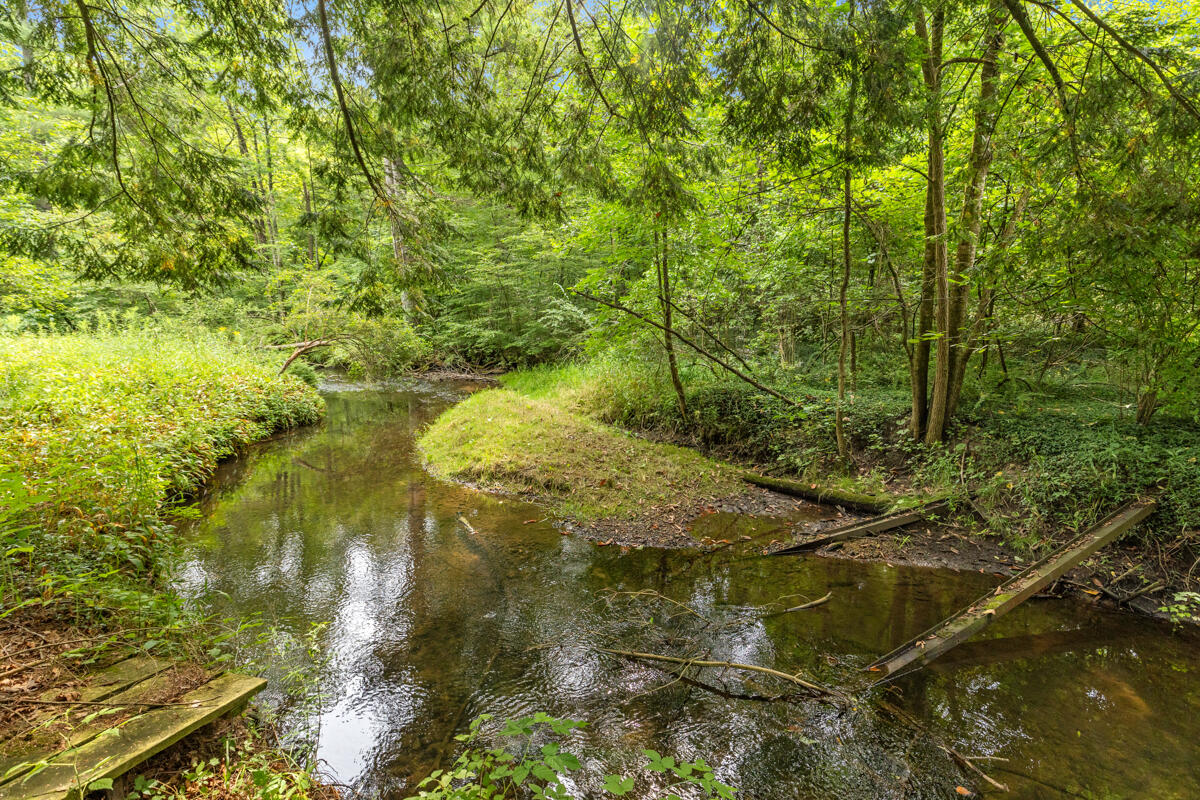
[0,329,323,613]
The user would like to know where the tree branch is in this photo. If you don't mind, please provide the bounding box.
[572,289,799,407]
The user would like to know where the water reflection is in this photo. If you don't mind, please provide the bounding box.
[179,384,1200,799]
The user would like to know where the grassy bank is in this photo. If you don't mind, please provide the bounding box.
[0,330,327,797]
[499,357,1200,541]
[419,388,744,523]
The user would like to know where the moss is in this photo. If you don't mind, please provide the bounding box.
[418,388,743,521]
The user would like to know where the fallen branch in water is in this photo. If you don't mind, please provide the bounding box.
[455,513,478,535]
[878,700,1009,792]
[766,592,832,616]
[597,647,845,701]
[603,588,714,624]
[941,745,1010,793]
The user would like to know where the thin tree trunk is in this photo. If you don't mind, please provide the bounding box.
[836,46,859,465]
[836,165,852,463]
[226,102,267,245]
[263,117,281,269]
[913,6,946,441]
[658,228,688,419]
[941,1,1006,425]
[384,157,415,318]
[301,178,317,264]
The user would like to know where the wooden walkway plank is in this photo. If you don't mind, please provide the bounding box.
[55,655,173,705]
[772,500,950,555]
[1,662,182,787]
[867,498,1157,680]
[0,672,266,800]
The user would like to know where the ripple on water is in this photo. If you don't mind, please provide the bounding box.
[178,384,1200,800]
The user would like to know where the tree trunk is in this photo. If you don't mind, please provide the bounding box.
[942,1,1005,426]
[384,157,415,319]
[657,229,688,419]
[913,6,947,442]
[1135,389,1158,425]
[924,2,1005,443]
[836,165,853,464]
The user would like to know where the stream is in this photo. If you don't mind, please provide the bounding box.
[177,381,1200,799]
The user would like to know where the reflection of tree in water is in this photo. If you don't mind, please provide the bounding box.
[180,387,1200,800]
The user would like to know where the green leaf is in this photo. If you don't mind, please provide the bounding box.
[603,774,636,795]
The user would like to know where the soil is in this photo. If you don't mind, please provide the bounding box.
[547,483,1192,623]
[561,485,827,548]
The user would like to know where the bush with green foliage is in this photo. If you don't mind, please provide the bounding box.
[410,714,736,800]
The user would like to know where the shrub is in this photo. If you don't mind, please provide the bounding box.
[0,330,324,597]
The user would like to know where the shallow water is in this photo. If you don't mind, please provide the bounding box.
[179,383,1200,799]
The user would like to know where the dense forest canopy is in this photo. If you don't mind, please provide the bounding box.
[3,0,1200,441]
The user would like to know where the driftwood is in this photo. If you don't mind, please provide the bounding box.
[868,497,1158,679]
[766,592,832,616]
[773,500,950,555]
[597,647,845,701]
[743,472,891,514]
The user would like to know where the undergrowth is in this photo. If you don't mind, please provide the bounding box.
[0,329,328,798]
[501,353,1200,555]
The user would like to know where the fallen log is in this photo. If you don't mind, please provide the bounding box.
[742,472,891,514]
[597,648,846,701]
[772,500,950,555]
[867,497,1158,680]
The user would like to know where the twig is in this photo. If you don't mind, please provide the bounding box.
[941,745,1010,793]
[767,592,832,616]
[1123,580,1164,602]
[605,589,713,624]
[10,699,211,709]
[597,648,844,699]
[0,656,59,682]
[571,290,799,407]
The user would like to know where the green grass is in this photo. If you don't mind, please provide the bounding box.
[0,329,324,607]
[418,387,743,520]
[495,353,1200,551]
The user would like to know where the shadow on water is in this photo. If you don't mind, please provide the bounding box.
[177,383,1200,800]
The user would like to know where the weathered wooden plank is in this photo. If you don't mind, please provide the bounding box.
[60,655,173,705]
[867,498,1157,680]
[1,663,182,786]
[772,500,950,555]
[742,473,892,514]
[0,656,173,785]
[0,672,266,800]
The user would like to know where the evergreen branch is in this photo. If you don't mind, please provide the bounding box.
[1064,0,1200,122]
[316,0,394,218]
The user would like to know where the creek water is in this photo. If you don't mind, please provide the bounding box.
[178,382,1200,799]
